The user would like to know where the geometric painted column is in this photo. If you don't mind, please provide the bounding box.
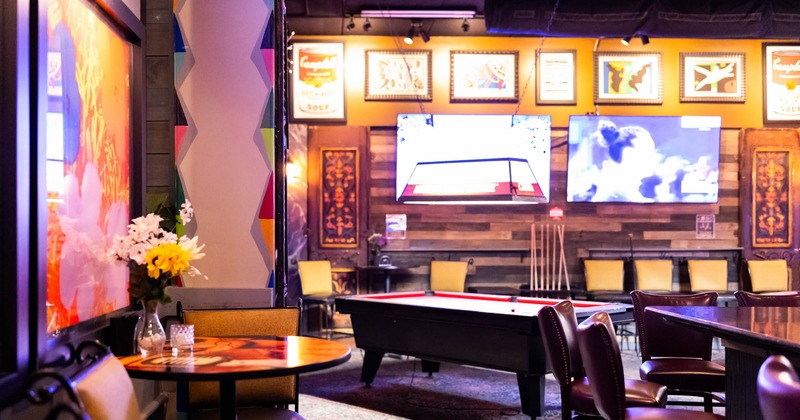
[174,0,274,288]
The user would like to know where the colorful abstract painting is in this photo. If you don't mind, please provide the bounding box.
[46,0,132,331]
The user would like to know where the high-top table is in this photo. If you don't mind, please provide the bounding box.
[120,335,351,419]
[646,305,800,420]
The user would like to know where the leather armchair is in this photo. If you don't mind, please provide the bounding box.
[758,354,800,420]
[735,290,800,307]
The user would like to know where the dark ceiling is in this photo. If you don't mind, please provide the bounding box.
[285,0,800,39]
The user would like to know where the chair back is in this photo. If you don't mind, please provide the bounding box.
[298,260,333,296]
[537,301,584,387]
[182,307,301,409]
[74,354,141,420]
[630,290,717,361]
[430,261,469,292]
[688,259,728,292]
[584,260,624,292]
[634,259,673,292]
[735,290,800,307]
[758,354,800,420]
[748,259,790,293]
[576,311,626,420]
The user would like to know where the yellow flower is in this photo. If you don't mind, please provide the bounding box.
[145,243,191,279]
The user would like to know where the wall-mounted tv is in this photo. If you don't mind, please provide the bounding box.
[396,114,552,204]
[567,115,721,203]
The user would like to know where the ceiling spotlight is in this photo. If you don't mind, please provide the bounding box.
[404,20,430,44]
[404,25,416,44]
[419,27,431,43]
[641,34,650,45]
[346,16,355,31]
[363,18,372,32]
[621,35,632,46]
[461,18,470,32]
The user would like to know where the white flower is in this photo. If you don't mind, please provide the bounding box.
[179,235,206,261]
[179,200,194,224]
[128,243,149,265]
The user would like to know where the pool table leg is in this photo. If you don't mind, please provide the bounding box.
[517,372,545,417]
[360,350,385,385]
[421,359,440,376]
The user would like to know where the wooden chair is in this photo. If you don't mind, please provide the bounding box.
[181,306,302,413]
[758,354,800,420]
[576,311,724,420]
[297,260,339,337]
[538,301,667,420]
[630,291,726,412]
[747,259,791,293]
[688,260,728,292]
[430,260,469,292]
[734,290,800,307]
[634,260,673,292]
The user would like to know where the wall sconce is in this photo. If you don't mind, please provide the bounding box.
[286,159,302,183]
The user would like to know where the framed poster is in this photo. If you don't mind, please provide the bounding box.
[763,43,800,125]
[290,41,346,123]
[450,50,518,102]
[593,52,662,104]
[696,214,716,239]
[536,50,576,105]
[365,50,432,101]
[680,52,745,103]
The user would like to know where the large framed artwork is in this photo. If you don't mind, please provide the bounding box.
[593,52,662,104]
[290,41,346,123]
[365,50,432,101]
[45,0,139,332]
[752,148,791,247]
[763,43,800,125]
[680,52,746,103]
[536,50,577,105]
[450,50,518,102]
[320,148,359,248]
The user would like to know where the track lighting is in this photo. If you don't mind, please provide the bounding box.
[621,35,632,46]
[363,18,372,32]
[346,16,355,31]
[404,26,415,44]
[621,34,650,46]
[641,34,650,45]
[461,18,470,32]
[403,19,430,45]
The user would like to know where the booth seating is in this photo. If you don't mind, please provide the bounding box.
[734,290,800,307]
[430,260,469,292]
[576,312,725,420]
[747,259,791,293]
[181,306,302,414]
[630,291,726,412]
[538,301,667,420]
[758,355,800,420]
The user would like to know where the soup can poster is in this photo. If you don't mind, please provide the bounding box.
[291,42,346,122]
[764,44,800,123]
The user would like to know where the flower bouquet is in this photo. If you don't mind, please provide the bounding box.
[108,199,205,355]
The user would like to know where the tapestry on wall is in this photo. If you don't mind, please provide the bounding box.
[320,148,359,247]
[753,148,791,247]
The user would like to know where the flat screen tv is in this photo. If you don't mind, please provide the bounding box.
[396,114,552,204]
[566,115,721,203]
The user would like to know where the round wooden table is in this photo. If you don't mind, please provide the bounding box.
[119,335,351,419]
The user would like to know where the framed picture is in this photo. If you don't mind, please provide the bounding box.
[290,41,346,123]
[763,43,800,125]
[536,50,576,105]
[680,52,745,103]
[450,50,518,103]
[593,52,662,104]
[365,50,432,101]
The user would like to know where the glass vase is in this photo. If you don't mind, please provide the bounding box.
[134,299,166,357]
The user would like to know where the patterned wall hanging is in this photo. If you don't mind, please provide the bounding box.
[320,148,359,247]
[752,148,792,247]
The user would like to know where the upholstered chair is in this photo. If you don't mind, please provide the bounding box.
[758,354,800,420]
[430,260,469,292]
[630,291,726,411]
[747,259,791,293]
[74,352,141,420]
[297,260,339,337]
[583,259,631,302]
[687,260,728,292]
[576,311,724,420]
[538,301,667,420]
[735,290,800,307]
[634,259,673,292]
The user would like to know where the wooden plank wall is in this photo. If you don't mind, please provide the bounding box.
[368,127,741,292]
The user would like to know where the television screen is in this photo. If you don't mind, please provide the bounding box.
[566,115,721,203]
[396,114,552,204]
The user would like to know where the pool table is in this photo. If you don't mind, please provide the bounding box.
[335,291,633,417]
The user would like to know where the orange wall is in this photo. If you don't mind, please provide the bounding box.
[298,35,772,128]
